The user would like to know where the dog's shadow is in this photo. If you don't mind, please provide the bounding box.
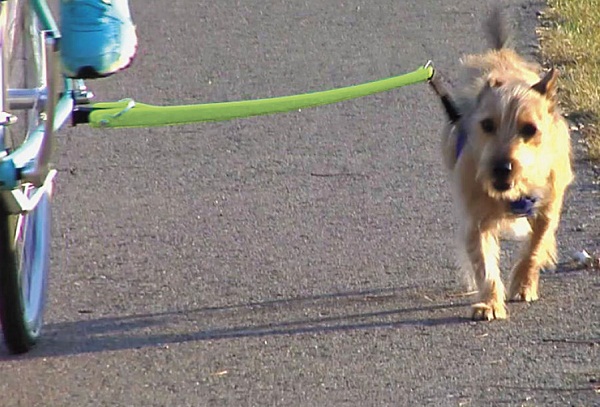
[6,285,470,358]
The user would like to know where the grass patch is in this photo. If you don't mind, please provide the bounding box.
[538,0,600,159]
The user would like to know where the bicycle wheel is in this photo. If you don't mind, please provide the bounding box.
[0,0,53,354]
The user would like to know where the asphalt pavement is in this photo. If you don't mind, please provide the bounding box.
[0,1,598,406]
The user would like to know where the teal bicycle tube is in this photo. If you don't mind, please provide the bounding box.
[88,64,434,129]
[30,0,60,37]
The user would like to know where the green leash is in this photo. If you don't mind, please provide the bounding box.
[88,64,434,129]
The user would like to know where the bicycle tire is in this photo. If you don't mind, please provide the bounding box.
[0,0,53,354]
[0,191,51,354]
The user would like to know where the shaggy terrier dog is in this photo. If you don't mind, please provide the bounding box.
[439,9,573,320]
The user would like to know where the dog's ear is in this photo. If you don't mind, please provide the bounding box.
[531,68,558,99]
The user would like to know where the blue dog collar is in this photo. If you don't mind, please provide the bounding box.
[509,196,537,217]
[455,127,537,217]
[455,125,468,159]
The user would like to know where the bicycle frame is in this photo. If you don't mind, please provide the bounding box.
[0,0,90,215]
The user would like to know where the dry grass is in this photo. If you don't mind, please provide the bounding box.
[538,0,600,159]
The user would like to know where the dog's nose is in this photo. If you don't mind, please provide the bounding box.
[492,159,512,179]
[492,159,513,191]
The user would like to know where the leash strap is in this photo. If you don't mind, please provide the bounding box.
[86,65,434,128]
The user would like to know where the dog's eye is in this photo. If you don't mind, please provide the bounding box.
[520,123,538,140]
[480,118,496,133]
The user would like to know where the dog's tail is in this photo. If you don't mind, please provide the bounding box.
[485,7,510,49]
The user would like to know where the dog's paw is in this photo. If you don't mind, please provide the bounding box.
[471,301,508,321]
[510,262,540,302]
[509,284,539,302]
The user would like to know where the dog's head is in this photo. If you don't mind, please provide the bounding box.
[467,69,565,201]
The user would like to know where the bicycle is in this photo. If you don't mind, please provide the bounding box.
[0,0,438,354]
[0,0,96,354]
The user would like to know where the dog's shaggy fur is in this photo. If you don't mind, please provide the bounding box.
[442,9,573,320]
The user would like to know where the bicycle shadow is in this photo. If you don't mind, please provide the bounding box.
[4,284,471,359]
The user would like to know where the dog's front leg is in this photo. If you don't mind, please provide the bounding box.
[509,201,563,302]
[465,221,507,320]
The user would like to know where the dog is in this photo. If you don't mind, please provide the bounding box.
[440,8,573,320]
